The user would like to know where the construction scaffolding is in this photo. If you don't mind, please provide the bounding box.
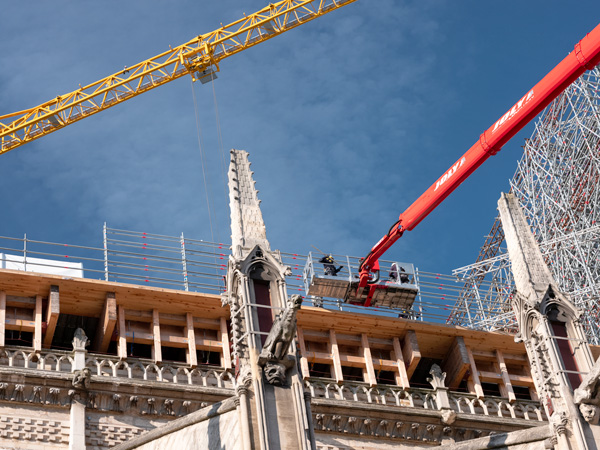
[449,66,600,345]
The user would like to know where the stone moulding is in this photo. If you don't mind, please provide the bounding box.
[0,346,237,419]
[0,347,235,390]
[311,409,507,444]
[305,378,546,423]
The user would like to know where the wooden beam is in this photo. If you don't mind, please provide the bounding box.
[43,286,60,348]
[123,309,222,329]
[5,296,36,307]
[186,313,197,367]
[466,346,484,398]
[220,317,231,370]
[522,364,539,401]
[496,350,516,402]
[296,327,311,378]
[117,305,127,360]
[33,295,42,352]
[5,319,35,331]
[479,370,534,387]
[0,292,5,348]
[120,331,223,351]
[93,293,117,353]
[361,334,377,386]
[392,337,410,388]
[402,330,421,378]
[152,309,162,363]
[329,329,343,382]
[442,336,470,389]
[470,349,528,363]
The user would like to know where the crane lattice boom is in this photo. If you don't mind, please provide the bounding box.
[0,0,356,154]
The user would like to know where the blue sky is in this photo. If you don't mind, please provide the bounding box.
[1,1,599,276]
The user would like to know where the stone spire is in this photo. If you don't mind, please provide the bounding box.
[228,149,270,258]
[224,149,315,450]
[498,192,599,449]
[498,193,556,305]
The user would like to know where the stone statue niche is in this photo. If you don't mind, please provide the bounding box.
[258,294,303,386]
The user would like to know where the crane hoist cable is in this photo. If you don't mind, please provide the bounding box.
[190,79,218,250]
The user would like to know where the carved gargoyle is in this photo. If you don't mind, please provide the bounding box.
[72,368,91,390]
[574,357,600,424]
[258,295,302,386]
[259,294,302,361]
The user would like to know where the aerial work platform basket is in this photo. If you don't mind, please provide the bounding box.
[302,253,419,310]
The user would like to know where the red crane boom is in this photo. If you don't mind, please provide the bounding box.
[357,23,600,303]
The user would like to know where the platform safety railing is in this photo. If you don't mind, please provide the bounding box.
[0,227,485,323]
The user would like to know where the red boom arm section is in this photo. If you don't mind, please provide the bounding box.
[358,23,600,298]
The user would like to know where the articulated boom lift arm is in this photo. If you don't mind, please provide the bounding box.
[358,22,600,300]
[0,0,357,154]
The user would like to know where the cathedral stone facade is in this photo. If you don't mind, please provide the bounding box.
[0,151,597,449]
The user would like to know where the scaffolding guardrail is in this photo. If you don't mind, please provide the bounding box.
[0,226,487,324]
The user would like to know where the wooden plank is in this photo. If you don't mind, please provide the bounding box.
[186,313,197,367]
[479,370,534,387]
[442,336,470,389]
[33,295,42,351]
[0,269,224,320]
[522,364,539,401]
[329,329,343,382]
[302,350,332,365]
[117,305,127,360]
[466,346,484,399]
[220,317,231,369]
[362,334,377,386]
[5,296,36,307]
[471,349,528,363]
[5,319,35,331]
[296,327,311,378]
[402,330,421,378]
[338,354,369,367]
[93,293,117,353]
[393,337,410,388]
[496,350,516,402]
[0,291,5,347]
[152,309,162,363]
[124,309,222,329]
[43,286,60,348]
[122,331,222,351]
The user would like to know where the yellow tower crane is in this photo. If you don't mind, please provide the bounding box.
[0,0,357,154]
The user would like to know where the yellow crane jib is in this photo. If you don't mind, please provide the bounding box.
[0,0,357,155]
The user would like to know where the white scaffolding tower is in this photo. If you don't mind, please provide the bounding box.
[449,66,600,345]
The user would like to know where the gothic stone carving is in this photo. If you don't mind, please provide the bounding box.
[259,295,302,361]
[258,294,302,386]
[427,364,446,389]
[311,412,487,443]
[574,357,600,424]
[72,368,91,390]
[72,327,89,351]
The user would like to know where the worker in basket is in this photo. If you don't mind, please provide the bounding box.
[319,254,343,276]
[389,263,410,284]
